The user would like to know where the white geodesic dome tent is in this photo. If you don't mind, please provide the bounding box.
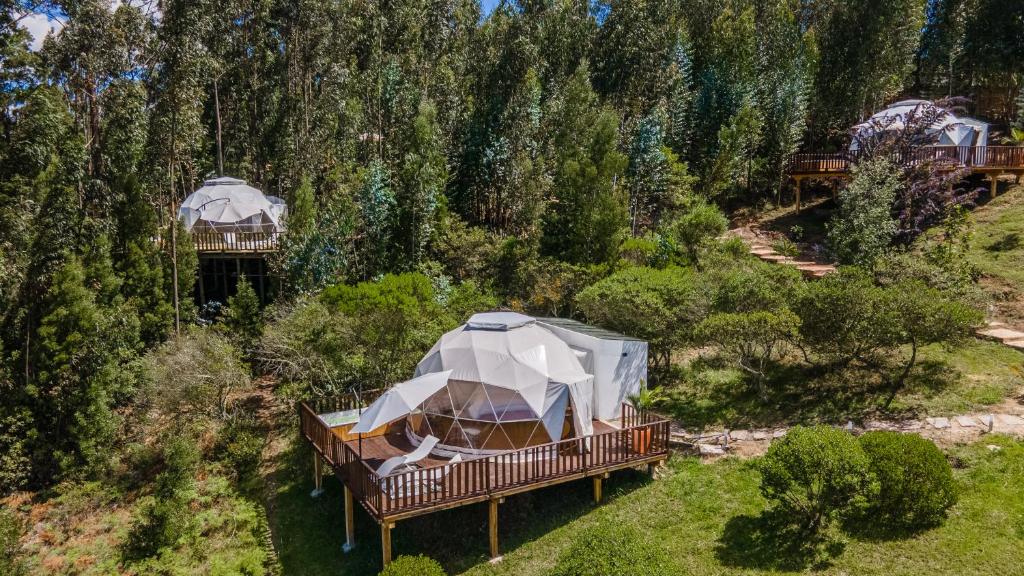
[178,176,288,234]
[850,99,989,152]
[408,312,595,454]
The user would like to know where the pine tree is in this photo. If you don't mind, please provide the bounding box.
[358,161,396,276]
[223,275,262,360]
[666,31,696,156]
[32,256,139,478]
[288,175,316,237]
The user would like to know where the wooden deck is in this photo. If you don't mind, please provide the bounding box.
[786,145,1024,177]
[299,393,670,566]
[190,231,282,254]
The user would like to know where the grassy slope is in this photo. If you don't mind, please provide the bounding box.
[964,184,1024,326]
[267,435,1024,576]
[12,472,267,576]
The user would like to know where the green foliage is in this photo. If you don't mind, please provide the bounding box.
[322,273,458,389]
[577,266,709,376]
[827,158,901,267]
[125,435,201,560]
[142,327,251,425]
[759,426,876,533]
[216,417,265,492]
[288,176,316,237]
[222,275,263,359]
[665,195,728,266]
[549,521,670,576]
[858,431,957,530]
[627,384,666,411]
[32,255,141,478]
[379,555,447,576]
[698,309,800,397]
[0,506,26,576]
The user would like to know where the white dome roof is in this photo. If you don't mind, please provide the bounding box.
[178,176,287,233]
[415,312,590,416]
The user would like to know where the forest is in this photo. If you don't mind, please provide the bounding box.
[2,1,1024,575]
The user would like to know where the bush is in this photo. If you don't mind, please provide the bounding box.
[858,431,957,530]
[698,309,799,398]
[758,426,876,533]
[0,507,26,576]
[549,522,669,576]
[125,436,201,559]
[577,266,710,375]
[379,554,446,576]
[826,157,901,267]
[141,327,252,424]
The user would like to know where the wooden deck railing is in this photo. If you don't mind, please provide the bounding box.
[190,231,283,253]
[300,398,670,520]
[786,145,1024,175]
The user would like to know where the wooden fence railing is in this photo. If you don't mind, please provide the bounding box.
[300,398,670,520]
[190,231,283,253]
[786,145,1024,174]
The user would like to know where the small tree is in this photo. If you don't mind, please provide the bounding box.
[223,275,263,359]
[125,436,200,559]
[288,175,316,237]
[577,267,710,377]
[827,158,900,267]
[698,309,799,399]
[665,195,728,267]
[758,426,876,533]
[142,327,251,424]
[0,507,26,576]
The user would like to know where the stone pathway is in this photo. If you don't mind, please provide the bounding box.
[728,226,837,279]
[670,412,1024,459]
[977,321,1024,351]
[730,228,1024,353]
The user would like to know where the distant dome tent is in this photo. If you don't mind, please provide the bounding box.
[850,99,989,152]
[178,176,287,234]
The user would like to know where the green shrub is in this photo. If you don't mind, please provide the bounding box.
[859,431,957,529]
[758,426,876,533]
[124,436,201,559]
[216,417,265,490]
[549,522,669,576]
[379,554,447,576]
[0,507,26,576]
[826,157,901,267]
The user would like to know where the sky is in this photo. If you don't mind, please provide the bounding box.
[482,0,501,14]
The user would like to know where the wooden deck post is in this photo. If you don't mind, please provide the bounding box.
[593,476,603,503]
[381,522,393,567]
[311,452,323,497]
[343,486,356,552]
[793,177,803,213]
[488,498,500,560]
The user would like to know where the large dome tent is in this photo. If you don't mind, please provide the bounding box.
[409,312,595,455]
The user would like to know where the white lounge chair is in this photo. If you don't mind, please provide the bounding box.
[376,434,440,477]
[381,451,464,498]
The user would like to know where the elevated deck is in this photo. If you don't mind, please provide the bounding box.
[299,394,670,566]
[784,145,1024,212]
[190,231,282,254]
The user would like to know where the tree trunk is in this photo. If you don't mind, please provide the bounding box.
[214,78,224,177]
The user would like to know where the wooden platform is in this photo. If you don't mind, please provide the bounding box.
[299,395,670,567]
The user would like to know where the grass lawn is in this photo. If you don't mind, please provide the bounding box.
[661,339,1024,430]
[967,184,1024,287]
[268,434,1024,576]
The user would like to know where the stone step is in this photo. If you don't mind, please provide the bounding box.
[1004,339,1024,351]
[750,248,775,256]
[760,254,793,263]
[977,328,1024,342]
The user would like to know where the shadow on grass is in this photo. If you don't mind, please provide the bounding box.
[715,509,845,572]
[663,354,962,431]
[266,430,653,575]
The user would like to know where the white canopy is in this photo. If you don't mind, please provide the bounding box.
[351,370,454,434]
[178,176,287,234]
[851,100,989,151]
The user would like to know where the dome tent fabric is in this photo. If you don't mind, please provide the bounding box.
[178,176,287,234]
[411,312,595,455]
[850,99,989,152]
